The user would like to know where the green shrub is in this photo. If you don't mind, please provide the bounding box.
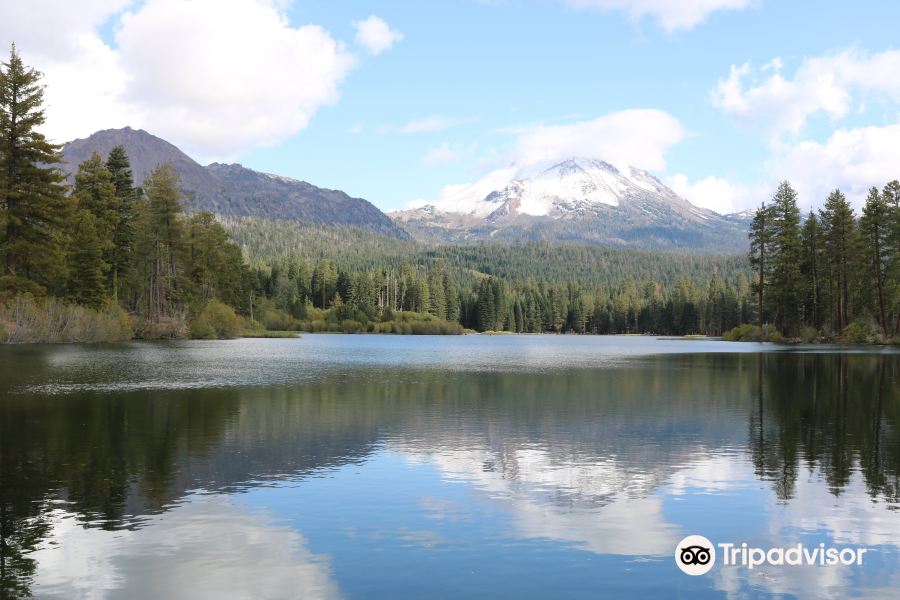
[341,319,364,333]
[842,320,877,344]
[799,326,819,343]
[723,324,761,341]
[723,323,783,343]
[260,307,299,331]
[189,300,241,339]
[767,329,784,343]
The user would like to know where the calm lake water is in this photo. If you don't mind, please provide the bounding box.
[1,335,898,599]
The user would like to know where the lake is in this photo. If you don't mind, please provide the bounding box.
[1,335,898,599]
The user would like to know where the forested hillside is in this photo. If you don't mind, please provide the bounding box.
[222,216,755,335]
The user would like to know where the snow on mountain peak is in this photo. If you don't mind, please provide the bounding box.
[418,157,684,219]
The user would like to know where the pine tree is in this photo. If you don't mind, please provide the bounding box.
[72,153,119,298]
[0,45,72,295]
[819,189,858,333]
[881,180,900,336]
[65,210,107,308]
[769,181,803,336]
[705,272,725,335]
[106,145,138,300]
[73,153,118,237]
[749,202,774,327]
[310,260,337,308]
[476,278,496,331]
[132,164,186,321]
[187,211,240,303]
[800,212,823,331]
[860,186,890,334]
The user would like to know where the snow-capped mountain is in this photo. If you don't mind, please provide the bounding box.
[391,158,749,252]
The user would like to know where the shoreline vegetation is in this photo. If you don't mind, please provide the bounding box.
[0,295,464,343]
[1,47,898,345]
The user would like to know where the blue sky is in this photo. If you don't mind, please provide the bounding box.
[4,0,900,213]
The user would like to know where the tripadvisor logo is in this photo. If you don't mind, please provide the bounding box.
[675,535,869,576]
[676,535,716,575]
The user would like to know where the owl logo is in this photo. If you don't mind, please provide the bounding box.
[676,535,716,575]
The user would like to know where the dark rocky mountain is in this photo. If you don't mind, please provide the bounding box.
[61,127,409,239]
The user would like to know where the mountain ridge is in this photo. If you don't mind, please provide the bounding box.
[60,127,410,239]
[391,157,749,253]
[60,128,749,253]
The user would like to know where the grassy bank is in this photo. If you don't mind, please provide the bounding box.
[241,330,301,338]
[0,295,463,344]
[0,295,132,344]
[723,322,899,345]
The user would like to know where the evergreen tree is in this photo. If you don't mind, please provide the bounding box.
[187,211,243,305]
[106,145,138,300]
[800,212,823,330]
[0,45,72,295]
[65,210,107,308]
[73,153,118,238]
[427,270,446,318]
[705,272,725,335]
[769,181,803,336]
[884,180,900,335]
[748,202,774,327]
[310,260,338,308]
[860,186,890,333]
[132,164,186,321]
[819,189,858,333]
[106,146,137,199]
[72,153,119,299]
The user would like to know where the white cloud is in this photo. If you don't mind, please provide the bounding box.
[510,109,686,172]
[115,0,356,158]
[669,122,900,213]
[772,123,900,209]
[667,173,764,213]
[0,0,373,160]
[709,47,900,210]
[0,1,134,144]
[353,15,403,56]
[0,0,131,61]
[423,142,478,165]
[31,494,341,599]
[406,446,680,556]
[712,48,900,142]
[563,0,753,31]
[400,115,476,133]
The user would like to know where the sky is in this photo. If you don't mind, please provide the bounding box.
[3,0,900,214]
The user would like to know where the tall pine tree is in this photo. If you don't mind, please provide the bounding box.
[749,202,774,327]
[769,181,803,336]
[860,186,891,333]
[72,153,119,300]
[65,210,107,309]
[819,189,858,333]
[132,164,186,322]
[883,180,900,335]
[105,145,138,301]
[0,45,71,295]
[800,211,823,331]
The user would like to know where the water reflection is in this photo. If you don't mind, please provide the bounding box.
[0,338,898,598]
[30,495,340,600]
[750,354,900,503]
